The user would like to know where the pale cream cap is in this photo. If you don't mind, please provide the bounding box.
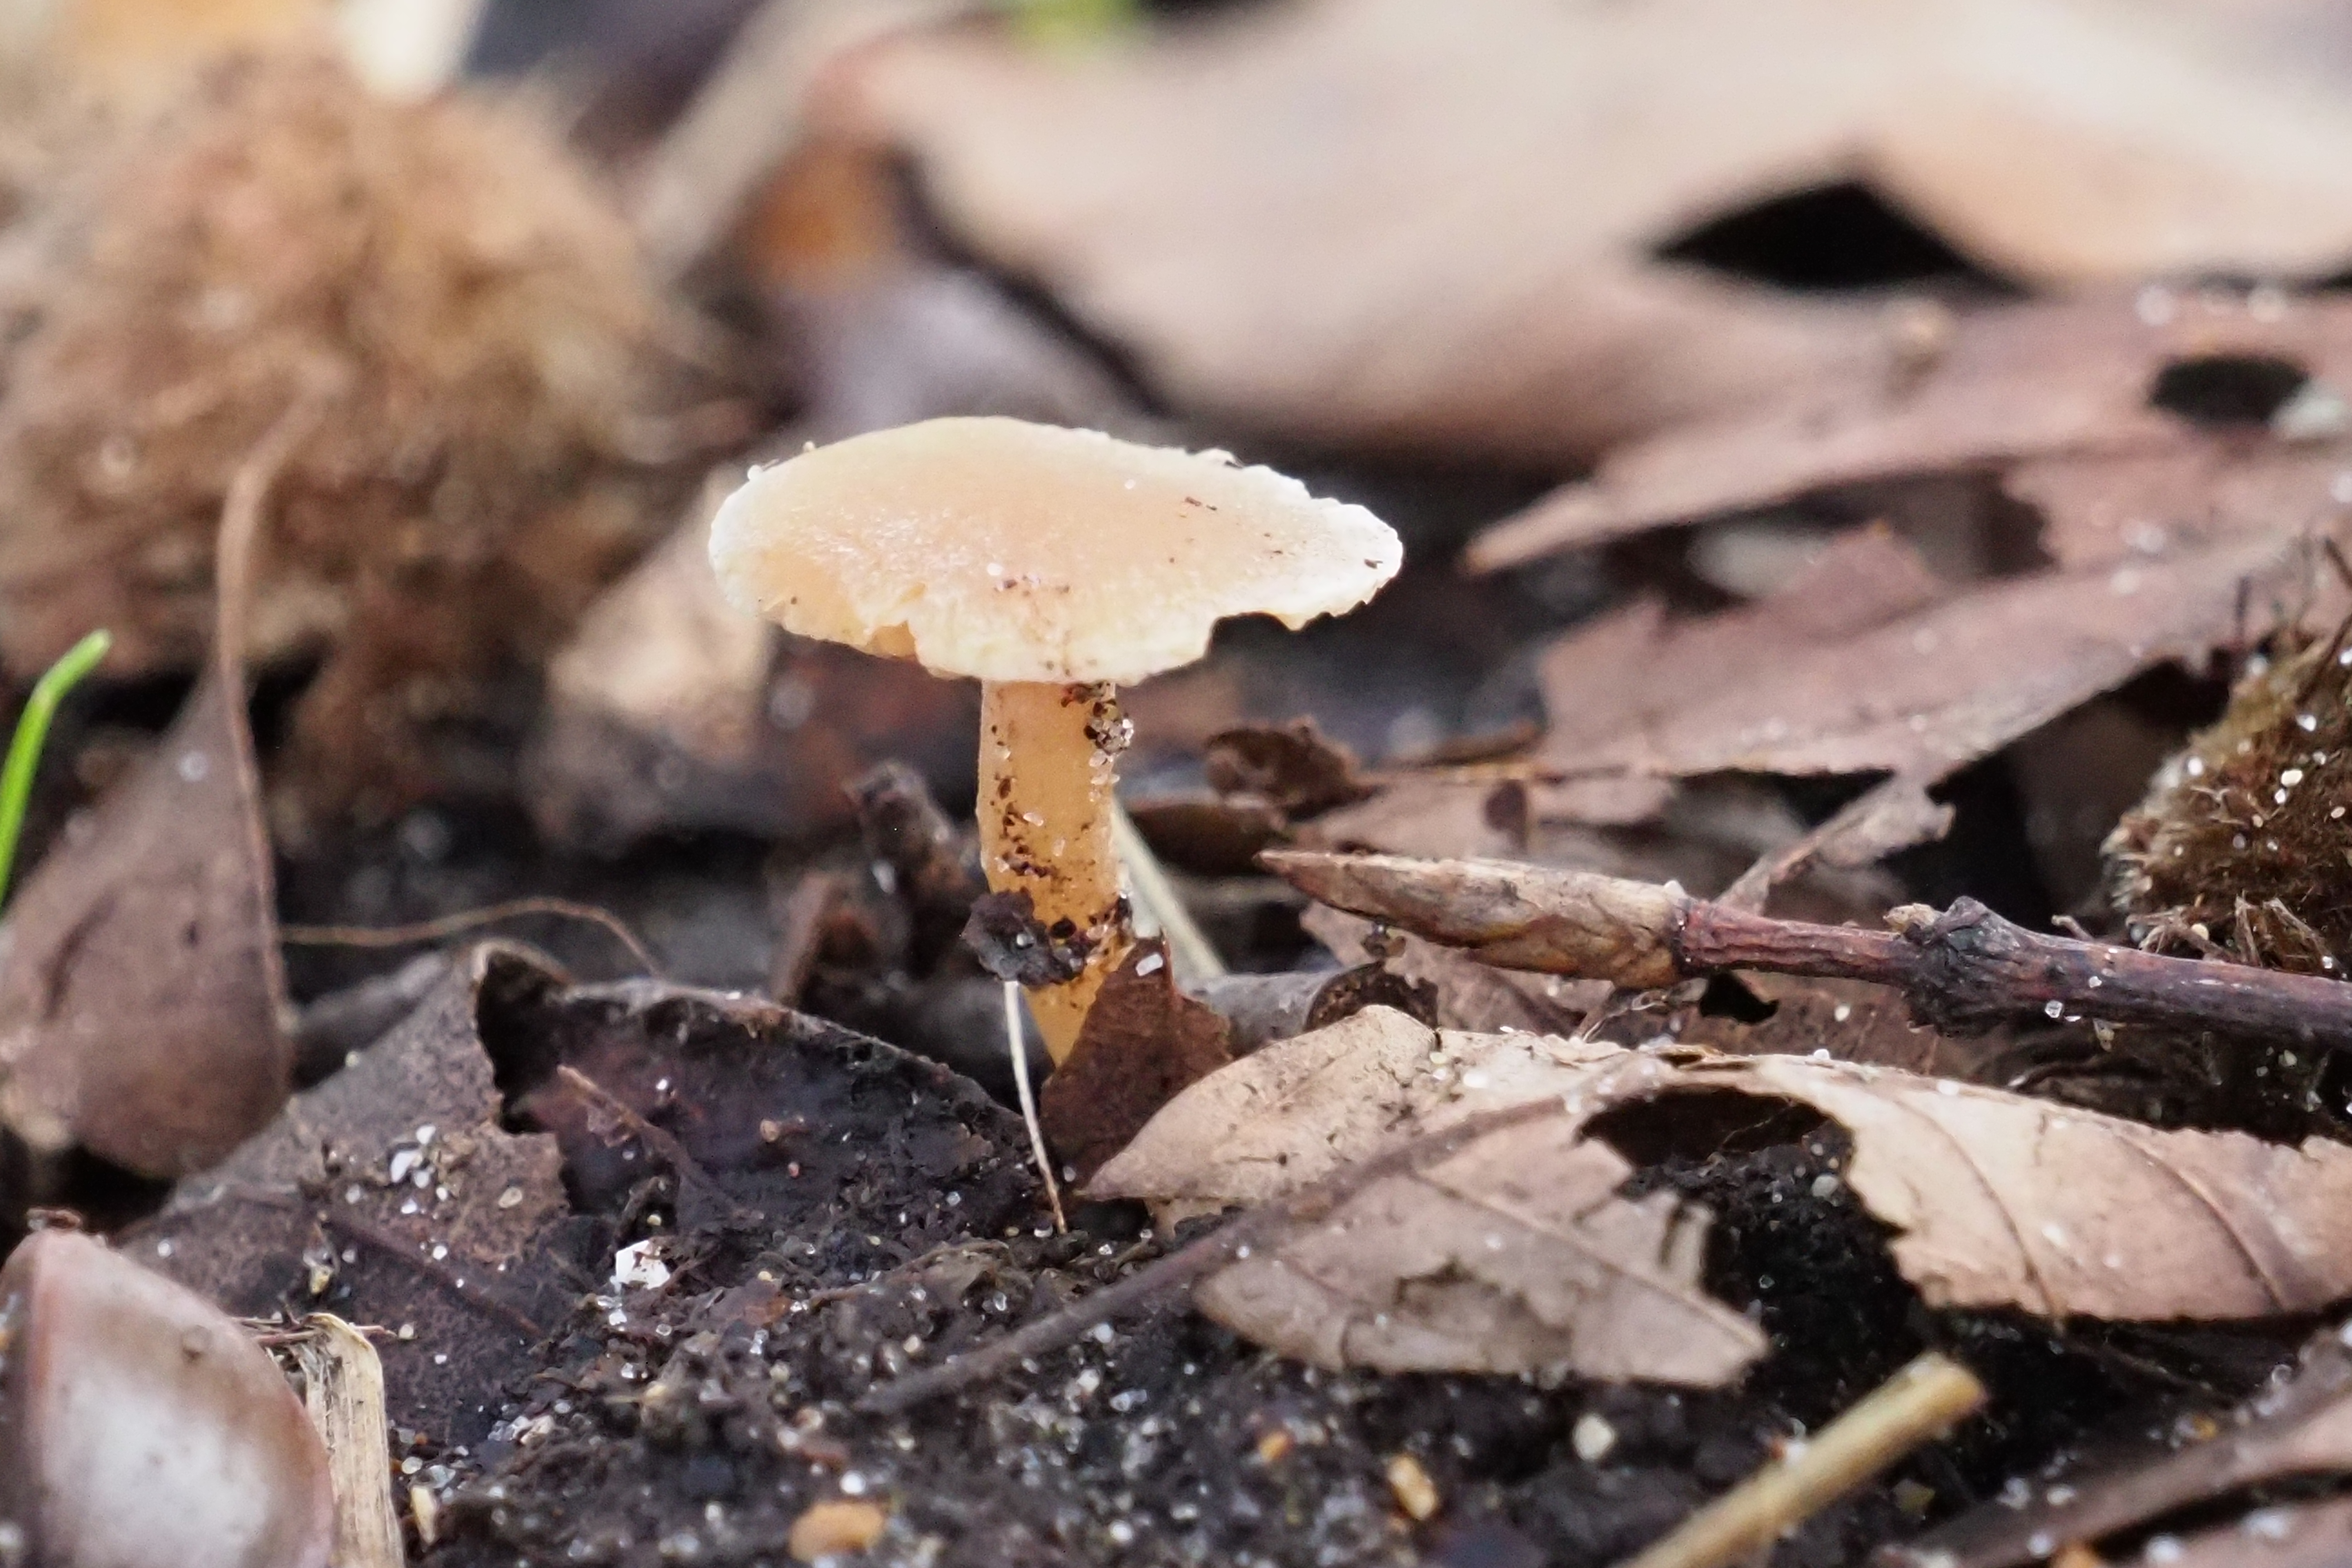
[708,417,1403,684]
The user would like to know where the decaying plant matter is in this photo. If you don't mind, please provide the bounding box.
[0,49,721,825]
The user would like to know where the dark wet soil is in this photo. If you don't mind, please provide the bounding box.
[387,960,2296,1568]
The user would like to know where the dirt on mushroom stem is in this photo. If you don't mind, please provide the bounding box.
[977,678,1134,1061]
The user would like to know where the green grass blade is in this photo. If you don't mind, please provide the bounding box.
[0,629,111,908]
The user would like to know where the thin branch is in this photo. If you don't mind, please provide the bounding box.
[1620,1352,1986,1568]
[1264,850,2352,1048]
[282,897,661,979]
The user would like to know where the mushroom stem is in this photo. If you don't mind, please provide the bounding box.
[977,679,1132,1061]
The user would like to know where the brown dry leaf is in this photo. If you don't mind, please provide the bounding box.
[0,667,287,1179]
[1540,525,1944,765]
[1471,290,2352,571]
[838,0,2352,462]
[1892,1326,2352,1568]
[1098,1010,2352,1378]
[136,945,579,1442]
[0,52,715,826]
[0,409,301,1181]
[1304,904,1605,1037]
[1544,533,2298,783]
[1672,973,2000,1080]
[1093,1007,1762,1383]
[1040,939,1234,1184]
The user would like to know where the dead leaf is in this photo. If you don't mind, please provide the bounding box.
[1471,290,2352,571]
[1092,1007,1762,1383]
[134,945,580,1443]
[1544,533,2298,784]
[1718,773,1953,911]
[1540,527,1946,767]
[0,405,304,1181]
[1203,721,1373,818]
[1304,905,1605,1037]
[1892,1325,2352,1568]
[1040,940,1234,1184]
[1673,973,2001,1080]
[1194,1109,1764,1385]
[838,0,2352,462]
[1099,1011,2352,1372]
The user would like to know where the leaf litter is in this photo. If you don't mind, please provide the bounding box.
[19,8,2352,1567]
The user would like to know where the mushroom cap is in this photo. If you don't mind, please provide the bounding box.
[708,418,1403,685]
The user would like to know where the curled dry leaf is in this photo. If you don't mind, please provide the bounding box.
[1097,1009,2352,1386]
[136,944,578,1442]
[1471,290,2352,571]
[1093,1008,1763,1384]
[838,0,2352,462]
[0,1228,335,1568]
[1892,1324,2352,1568]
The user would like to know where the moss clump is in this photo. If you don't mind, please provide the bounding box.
[2107,631,2352,974]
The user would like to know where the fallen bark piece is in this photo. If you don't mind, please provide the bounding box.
[1266,849,2352,1049]
[0,1228,335,1568]
[1893,1326,2352,1568]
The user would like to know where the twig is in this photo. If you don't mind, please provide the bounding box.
[282,897,661,978]
[1265,850,2352,1047]
[860,1096,1565,1415]
[294,1314,407,1568]
[1618,1352,1986,1568]
[1112,799,1227,985]
[1005,981,1068,1235]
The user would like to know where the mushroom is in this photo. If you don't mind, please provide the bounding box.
[710,417,1401,1060]
[0,1229,335,1568]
